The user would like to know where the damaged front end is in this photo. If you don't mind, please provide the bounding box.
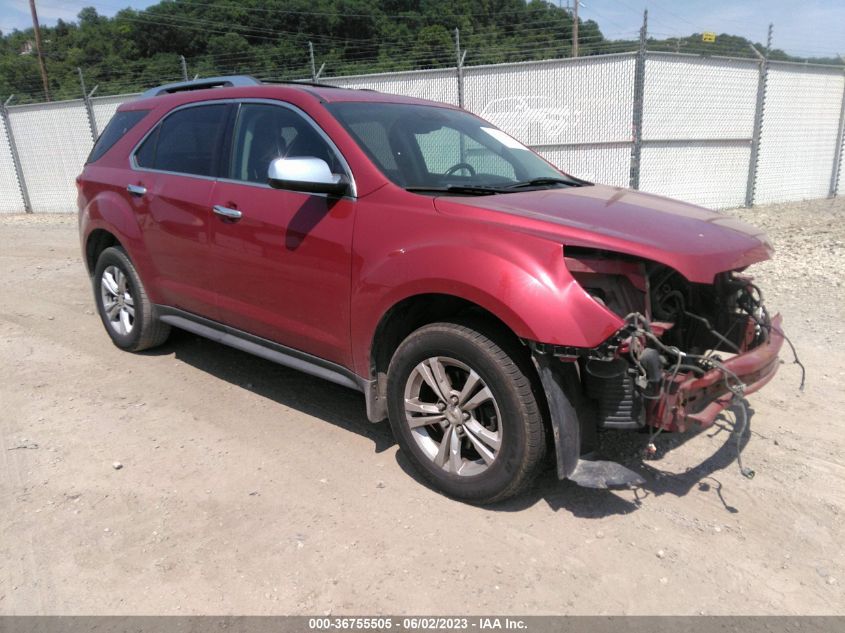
[532,247,789,488]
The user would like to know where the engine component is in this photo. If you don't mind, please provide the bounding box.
[584,358,644,429]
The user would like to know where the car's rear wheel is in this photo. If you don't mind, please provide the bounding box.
[386,321,546,504]
[93,246,170,352]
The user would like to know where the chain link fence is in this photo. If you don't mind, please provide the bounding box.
[0,51,843,213]
[755,61,845,205]
[463,54,636,189]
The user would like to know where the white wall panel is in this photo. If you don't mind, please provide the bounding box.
[643,54,758,140]
[755,63,845,204]
[639,53,758,208]
[7,100,93,213]
[537,144,631,188]
[640,143,750,209]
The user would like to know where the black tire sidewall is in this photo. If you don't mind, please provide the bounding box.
[386,325,532,503]
[93,248,145,350]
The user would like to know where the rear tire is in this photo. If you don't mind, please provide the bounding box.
[386,320,545,504]
[93,246,170,352]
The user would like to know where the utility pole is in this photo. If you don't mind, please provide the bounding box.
[180,55,188,82]
[572,0,579,58]
[29,0,50,101]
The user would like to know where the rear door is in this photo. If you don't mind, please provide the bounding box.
[208,101,356,367]
[130,102,230,319]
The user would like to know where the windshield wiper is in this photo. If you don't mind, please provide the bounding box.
[505,177,586,189]
[405,185,509,196]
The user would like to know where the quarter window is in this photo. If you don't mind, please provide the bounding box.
[134,104,228,177]
[87,110,149,164]
[230,103,345,184]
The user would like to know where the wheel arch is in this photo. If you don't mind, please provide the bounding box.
[85,228,122,276]
[365,292,544,423]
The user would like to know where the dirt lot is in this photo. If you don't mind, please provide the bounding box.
[1,198,843,615]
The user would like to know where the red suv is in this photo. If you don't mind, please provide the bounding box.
[78,76,784,503]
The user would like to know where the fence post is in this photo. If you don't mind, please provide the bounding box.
[309,41,317,82]
[829,67,845,197]
[307,42,325,82]
[454,28,466,109]
[180,55,189,82]
[628,9,647,190]
[745,23,773,207]
[78,67,99,141]
[0,96,32,213]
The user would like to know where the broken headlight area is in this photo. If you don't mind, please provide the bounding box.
[560,249,787,436]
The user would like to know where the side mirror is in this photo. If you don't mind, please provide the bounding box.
[267,157,349,196]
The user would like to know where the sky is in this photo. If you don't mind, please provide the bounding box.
[0,0,843,59]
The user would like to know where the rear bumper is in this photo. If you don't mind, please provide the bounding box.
[648,314,784,432]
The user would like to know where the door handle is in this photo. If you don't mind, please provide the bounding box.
[212,205,242,220]
[126,184,146,197]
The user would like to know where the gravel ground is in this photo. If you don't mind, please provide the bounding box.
[0,198,843,615]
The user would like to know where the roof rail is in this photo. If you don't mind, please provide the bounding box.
[140,75,262,98]
[261,79,343,89]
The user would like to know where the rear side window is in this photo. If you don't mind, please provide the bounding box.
[86,110,149,164]
[134,104,228,177]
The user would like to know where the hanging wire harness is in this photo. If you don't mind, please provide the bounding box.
[612,274,803,478]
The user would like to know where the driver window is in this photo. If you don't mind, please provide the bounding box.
[230,103,345,184]
[413,126,515,180]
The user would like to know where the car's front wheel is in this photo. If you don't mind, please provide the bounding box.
[93,246,170,352]
[386,321,546,504]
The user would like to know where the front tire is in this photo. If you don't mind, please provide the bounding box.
[386,321,546,504]
[93,246,170,352]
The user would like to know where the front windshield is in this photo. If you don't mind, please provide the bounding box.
[326,101,575,193]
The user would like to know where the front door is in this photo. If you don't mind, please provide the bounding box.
[209,102,356,368]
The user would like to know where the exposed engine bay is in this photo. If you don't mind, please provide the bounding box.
[557,248,797,454]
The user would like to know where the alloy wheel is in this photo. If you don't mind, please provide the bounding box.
[403,356,502,476]
[100,265,135,336]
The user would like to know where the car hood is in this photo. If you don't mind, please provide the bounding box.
[433,184,773,284]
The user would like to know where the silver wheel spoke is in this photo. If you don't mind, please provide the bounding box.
[119,309,132,333]
[463,386,493,411]
[428,358,454,400]
[434,426,452,468]
[458,369,482,406]
[404,398,441,415]
[115,269,127,293]
[417,361,445,401]
[464,419,502,451]
[464,429,496,465]
[418,358,453,402]
[448,428,462,473]
[106,302,121,319]
[407,413,446,429]
[124,303,135,318]
[102,272,118,296]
